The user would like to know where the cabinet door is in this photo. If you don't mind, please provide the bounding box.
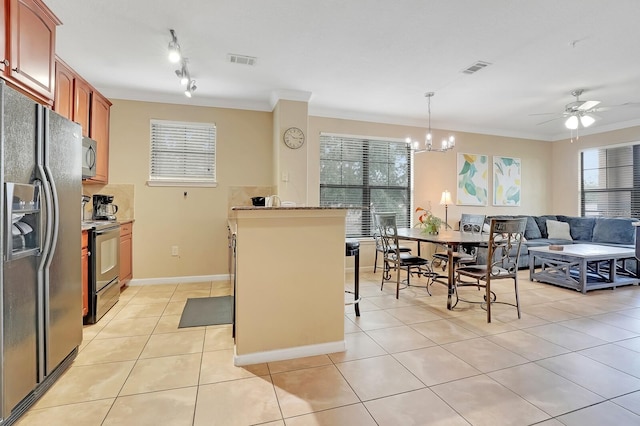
[119,233,132,286]
[74,78,91,137]
[8,0,60,103]
[88,91,111,183]
[0,0,6,73]
[81,231,89,317]
[54,59,73,120]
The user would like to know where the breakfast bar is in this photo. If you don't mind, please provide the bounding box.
[230,206,347,366]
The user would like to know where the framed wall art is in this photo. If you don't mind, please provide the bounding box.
[493,156,521,206]
[456,153,488,206]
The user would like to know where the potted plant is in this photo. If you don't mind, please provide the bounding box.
[415,206,442,234]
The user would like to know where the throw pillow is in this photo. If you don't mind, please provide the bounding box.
[546,219,572,240]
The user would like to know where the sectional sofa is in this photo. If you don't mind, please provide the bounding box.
[475,215,638,269]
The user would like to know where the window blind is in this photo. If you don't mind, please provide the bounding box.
[319,134,411,237]
[149,120,216,185]
[581,144,640,218]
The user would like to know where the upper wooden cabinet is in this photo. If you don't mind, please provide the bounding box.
[54,59,73,120]
[74,77,91,137]
[89,90,111,183]
[53,58,112,184]
[2,0,60,104]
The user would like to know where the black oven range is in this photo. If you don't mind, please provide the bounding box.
[83,220,120,324]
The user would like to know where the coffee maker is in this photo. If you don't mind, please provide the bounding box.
[92,194,118,221]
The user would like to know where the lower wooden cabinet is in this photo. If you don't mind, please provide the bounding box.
[81,230,88,316]
[120,222,133,287]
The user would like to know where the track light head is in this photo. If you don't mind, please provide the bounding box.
[168,29,181,63]
[184,79,197,97]
[175,60,190,85]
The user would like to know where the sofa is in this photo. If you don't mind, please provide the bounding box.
[475,215,639,268]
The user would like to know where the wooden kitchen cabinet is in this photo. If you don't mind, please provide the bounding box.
[1,0,60,105]
[53,59,73,120]
[87,90,111,184]
[74,77,91,137]
[119,222,133,287]
[54,57,91,135]
[53,57,112,184]
[81,230,89,317]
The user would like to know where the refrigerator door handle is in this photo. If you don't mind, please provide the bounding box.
[42,164,59,270]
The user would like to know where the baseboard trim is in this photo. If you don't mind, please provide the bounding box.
[128,274,229,286]
[234,340,346,366]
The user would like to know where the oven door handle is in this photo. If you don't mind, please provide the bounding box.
[94,226,119,236]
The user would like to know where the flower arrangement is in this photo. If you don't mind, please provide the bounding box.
[415,206,442,234]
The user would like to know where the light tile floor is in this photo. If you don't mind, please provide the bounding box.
[15,270,640,425]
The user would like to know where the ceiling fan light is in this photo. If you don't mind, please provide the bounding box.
[580,114,595,127]
[565,115,579,130]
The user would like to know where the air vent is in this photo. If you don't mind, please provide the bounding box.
[227,54,257,66]
[461,60,491,75]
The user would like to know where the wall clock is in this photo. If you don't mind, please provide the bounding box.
[283,127,305,149]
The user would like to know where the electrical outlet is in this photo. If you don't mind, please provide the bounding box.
[171,245,179,256]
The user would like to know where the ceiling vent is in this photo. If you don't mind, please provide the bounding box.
[461,60,491,75]
[228,54,257,66]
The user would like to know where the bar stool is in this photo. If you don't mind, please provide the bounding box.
[345,238,361,316]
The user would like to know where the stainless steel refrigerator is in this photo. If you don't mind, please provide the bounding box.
[1,81,82,424]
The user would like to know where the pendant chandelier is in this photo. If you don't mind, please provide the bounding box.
[410,92,456,153]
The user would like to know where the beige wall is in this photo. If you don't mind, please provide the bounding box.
[308,116,554,222]
[551,125,640,216]
[108,98,638,280]
[107,99,273,279]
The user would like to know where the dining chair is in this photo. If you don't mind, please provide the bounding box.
[374,212,431,299]
[373,229,412,278]
[371,207,412,276]
[454,217,527,322]
[431,214,486,286]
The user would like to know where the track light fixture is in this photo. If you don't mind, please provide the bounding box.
[184,80,197,98]
[175,59,190,85]
[167,30,198,97]
[168,29,181,63]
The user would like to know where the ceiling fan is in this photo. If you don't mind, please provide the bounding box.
[534,89,602,129]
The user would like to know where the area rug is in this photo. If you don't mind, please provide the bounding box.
[178,296,233,328]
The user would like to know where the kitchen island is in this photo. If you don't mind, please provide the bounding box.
[229,206,347,366]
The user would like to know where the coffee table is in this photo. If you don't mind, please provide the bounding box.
[528,244,639,293]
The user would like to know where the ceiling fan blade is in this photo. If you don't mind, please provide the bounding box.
[577,100,601,111]
[528,112,560,116]
[536,116,563,125]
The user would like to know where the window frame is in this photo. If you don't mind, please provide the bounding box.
[148,119,218,187]
[319,133,413,238]
[580,141,640,218]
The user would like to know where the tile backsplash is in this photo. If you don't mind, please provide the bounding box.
[82,183,135,221]
[228,186,276,215]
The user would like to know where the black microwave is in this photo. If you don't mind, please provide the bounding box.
[82,137,97,179]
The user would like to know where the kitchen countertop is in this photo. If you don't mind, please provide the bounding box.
[82,219,134,231]
[230,206,349,211]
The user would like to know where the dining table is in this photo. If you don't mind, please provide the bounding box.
[397,228,490,310]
